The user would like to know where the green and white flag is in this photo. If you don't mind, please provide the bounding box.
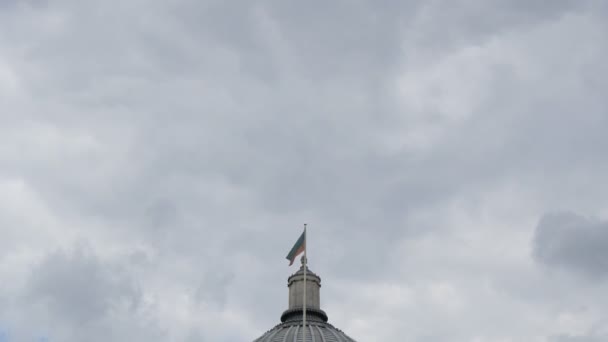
[286,230,306,266]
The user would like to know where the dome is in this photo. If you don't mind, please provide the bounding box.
[253,257,358,342]
[253,315,357,342]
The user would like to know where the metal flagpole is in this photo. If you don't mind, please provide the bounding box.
[303,223,307,342]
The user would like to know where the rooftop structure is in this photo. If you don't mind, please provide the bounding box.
[253,257,357,342]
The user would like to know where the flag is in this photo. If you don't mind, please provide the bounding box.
[286,230,306,266]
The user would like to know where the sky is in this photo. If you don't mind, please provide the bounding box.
[1,0,608,341]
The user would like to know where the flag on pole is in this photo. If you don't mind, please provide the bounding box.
[285,230,306,266]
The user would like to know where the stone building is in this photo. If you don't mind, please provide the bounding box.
[253,257,357,342]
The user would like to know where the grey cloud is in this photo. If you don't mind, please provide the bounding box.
[533,212,608,278]
[1,1,608,341]
[551,333,608,342]
[8,0,601,244]
[18,244,167,341]
[26,245,141,324]
[194,266,235,308]
[142,198,180,232]
[3,0,604,290]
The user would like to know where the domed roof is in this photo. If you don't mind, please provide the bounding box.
[254,322,356,342]
[254,319,356,342]
[253,258,358,342]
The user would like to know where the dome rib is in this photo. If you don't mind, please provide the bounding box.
[314,325,325,342]
[309,325,316,342]
[282,326,293,342]
[293,325,300,342]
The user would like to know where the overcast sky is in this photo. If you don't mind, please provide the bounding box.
[1,1,608,341]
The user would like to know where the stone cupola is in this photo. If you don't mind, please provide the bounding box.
[253,256,357,342]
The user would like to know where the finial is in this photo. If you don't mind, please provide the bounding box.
[301,255,307,266]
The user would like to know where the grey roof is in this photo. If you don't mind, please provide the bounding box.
[253,320,357,342]
[253,303,358,342]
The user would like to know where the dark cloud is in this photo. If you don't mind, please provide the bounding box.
[26,245,140,324]
[17,244,167,341]
[1,0,608,341]
[533,212,608,278]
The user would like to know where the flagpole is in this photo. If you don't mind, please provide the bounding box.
[303,223,307,342]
